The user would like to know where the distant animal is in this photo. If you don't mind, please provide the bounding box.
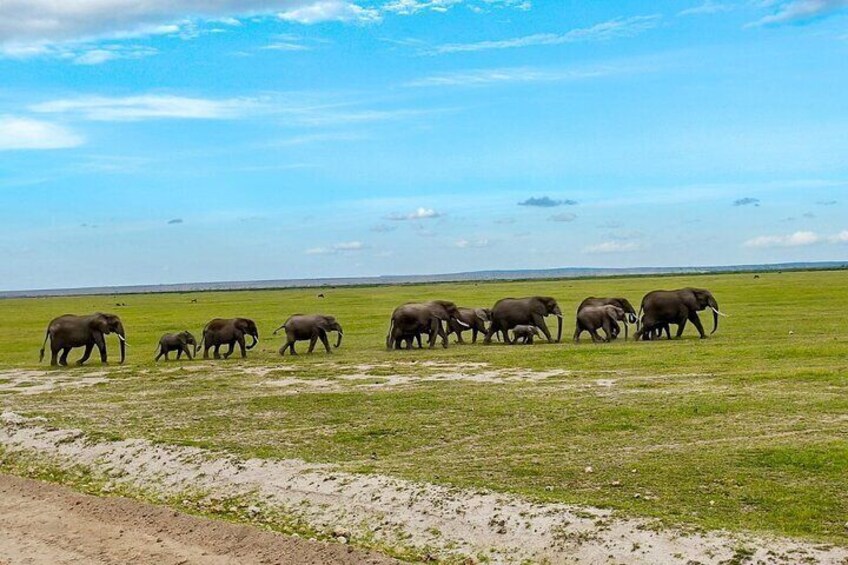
[484,297,563,345]
[317,293,325,298]
[574,305,629,343]
[386,301,467,350]
[754,275,760,279]
[511,325,542,344]
[198,318,259,359]
[577,297,637,340]
[634,288,724,341]
[155,331,197,361]
[446,307,492,344]
[190,298,198,303]
[39,313,127,366]
[273,314,343,355]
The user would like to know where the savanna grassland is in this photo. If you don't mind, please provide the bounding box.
[1,270,847,548]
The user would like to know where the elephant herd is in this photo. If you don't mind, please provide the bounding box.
[37,287,724,366]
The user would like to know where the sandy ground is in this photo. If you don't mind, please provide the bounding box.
[2,413,846,564]
[0,473,398,565]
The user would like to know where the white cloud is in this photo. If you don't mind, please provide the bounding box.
[278,1,381,24]
[431,15,660,54]
[583,241,640,254]
[305,240,366,254]
[454,238,490,248]
[384,0,530,15]
[0,116,84,150]
[751,0,848,26]
[744,231,821,248]
[30,95,262,121]
[386,207,442,220]
[830,230,848,243]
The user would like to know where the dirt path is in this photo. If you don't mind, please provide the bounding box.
[0,473,398,565]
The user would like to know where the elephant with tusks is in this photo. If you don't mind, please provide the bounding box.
[39,313,127,366]
[635,288,726,341]
[484,296,563,345]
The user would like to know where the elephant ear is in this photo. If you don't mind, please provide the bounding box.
[89,315,110,334]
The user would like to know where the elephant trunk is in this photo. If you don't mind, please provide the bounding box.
[708,296,719,334]
[116,324,126,364]
[624,321,629,341]
[335,327,343,348]
[246,333,258,350]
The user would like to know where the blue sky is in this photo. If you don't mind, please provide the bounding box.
[1,0,847,290]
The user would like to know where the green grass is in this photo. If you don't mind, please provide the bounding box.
[1,270,847,544]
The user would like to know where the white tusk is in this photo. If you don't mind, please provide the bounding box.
[710,307,729,318]
[457,319,470,328]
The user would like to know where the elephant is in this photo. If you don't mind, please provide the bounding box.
[273,314,343,355]
[577,297,637,339]
[155,331,197,361]
[199,318,259,359]
[574,305,629,343]
[386,300,468,350]
[483,296,563,344]
[39,313,126,366]
[446,307,492,344]
[511,325,542,345]
[634,288,724,341]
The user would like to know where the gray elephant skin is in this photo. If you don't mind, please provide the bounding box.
[274,314,343,355]
[574,305,629,343]
[577,297,637,339]
[447,307,491,344]
[199,318,259,359]
[511,324,542,344]
[635,288,722,340]
[484,296,563,344]
[39,313,126,366]
[155,331,197,361]
[386,300,467,350]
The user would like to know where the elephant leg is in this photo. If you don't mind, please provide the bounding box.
[289,341,298,355]
[307,336,318,353]
[50,345,60,366]
[94,334,108,364]
[77,343,94,365]
[239,336,248,357]
[675,319,688,339]
[573,325,582,343]
[471,328,478,344]
[59,347,71,366]
[689,313,707,339]
[155,347,164,362]
[663,325,672,340]
[203,345,210,359]
[185,345,193,360]
[213,344,221,359]
[483,323,497,344]
[532,314,553,343]
[501,328,512,345]
[176,349,182,360]
[318,331,331,353]
[589,329,603,343]
[456,329,465,345]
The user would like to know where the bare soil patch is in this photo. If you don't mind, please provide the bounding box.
[0,473,397,565]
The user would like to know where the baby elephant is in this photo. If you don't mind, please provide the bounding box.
[274,314,343,355]
[511,325,542,345]
[155,331,197,361]
[574,305,628,343]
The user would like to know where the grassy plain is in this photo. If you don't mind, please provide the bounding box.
[0,270,846,545]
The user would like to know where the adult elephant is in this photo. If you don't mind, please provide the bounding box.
[273,314,343,355]
[386,300,467,350]
[483,297,563,344]
[635,288,723,340]
[446,307,491,344]
[199,318,259,359]
[577,297,637,340]
[39,313,126,366]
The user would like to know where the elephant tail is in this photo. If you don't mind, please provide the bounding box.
[39,330,50,363]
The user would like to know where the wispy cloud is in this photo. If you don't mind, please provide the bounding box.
[678,1,733,16]
[386,207,442,220]
[750,0,848,26]
[549,212,577,222]
[430,15,660,54]
[583,241,640,253]
[278,1,381,24]
[305,240,367,254]
[405,62,651,88]
[817,200,838,205]
[167,218,183,225]
[0,116,84,151]
[518,196,577,208]
[30,95,263,121]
